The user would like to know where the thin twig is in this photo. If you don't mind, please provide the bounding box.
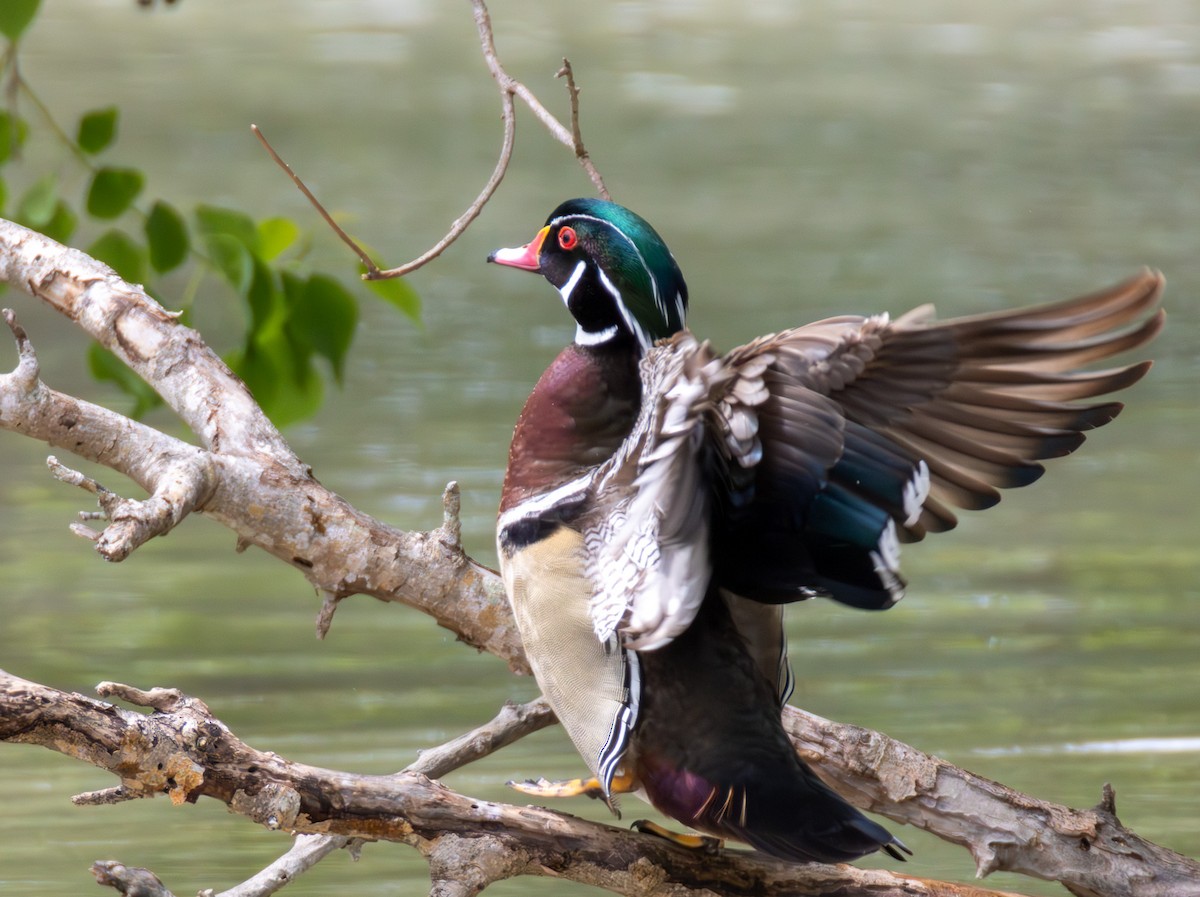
[556,58,610,199]
[369,89,516,279]
[251,124,380,276]
[251,0,610,281]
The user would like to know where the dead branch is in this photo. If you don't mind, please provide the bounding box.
[406,695,555,780]
[0,670,1031,897]
[783,708,1200,897]
[92,861,175,897]
[209,835,355,897]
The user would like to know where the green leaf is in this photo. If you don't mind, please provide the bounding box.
[233,334,324,428]
[0,0,40,42]
[88,343,162,418]
[288,274,359,382]
[144,200,189,273]
[364,273,421,322]
[86,167,144,219]
[41,200,78,244]
[195,204,259,252]
[204,233,254,294]
[257,217,300,261]
[0,112,29,167]
[88,229,147,285]
[0,176,7,215]
[77,106,118,155]
[245,257,283,333]
[17,174,57,226]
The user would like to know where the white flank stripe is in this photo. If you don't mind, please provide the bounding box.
[497,472,593,533]
[597,648,641,795]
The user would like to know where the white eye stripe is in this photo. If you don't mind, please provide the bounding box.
[557,260,588,307]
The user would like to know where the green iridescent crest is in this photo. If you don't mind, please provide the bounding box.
[548,198,688,346]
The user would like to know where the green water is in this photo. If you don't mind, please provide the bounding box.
[1,2,1198,895]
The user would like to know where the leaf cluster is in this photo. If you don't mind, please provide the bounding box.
[1,0,420,425]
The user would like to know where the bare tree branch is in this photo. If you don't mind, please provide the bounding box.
[406,695,554,780]
[91,861,176,897]
[782,708,1200,897]
[0,218,524,663]
[250,124,378,275]
[555,56,609,198]
[0,671,1034,897]
[212,835,355,897]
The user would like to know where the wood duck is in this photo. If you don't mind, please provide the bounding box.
[488,197,1163,864]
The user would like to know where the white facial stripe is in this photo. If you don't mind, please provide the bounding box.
[557,259,587,307]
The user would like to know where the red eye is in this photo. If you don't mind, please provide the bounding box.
[557,226,578,250]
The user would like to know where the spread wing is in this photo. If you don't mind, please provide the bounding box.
[715,268,1164,611]
[589,270,1164,649]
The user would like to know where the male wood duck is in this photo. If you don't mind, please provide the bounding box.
[488,197,1163,864]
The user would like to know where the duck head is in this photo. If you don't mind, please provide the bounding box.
[489,198,689,352]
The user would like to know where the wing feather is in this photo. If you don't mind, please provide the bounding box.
[585,270,1163,646]
[714,268,1163,610]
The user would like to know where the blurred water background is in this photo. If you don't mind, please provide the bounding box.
[0,2,1197,894]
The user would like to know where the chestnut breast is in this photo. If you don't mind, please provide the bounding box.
[500,343,641,515]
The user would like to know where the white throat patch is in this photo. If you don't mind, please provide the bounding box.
[557,260,587,307]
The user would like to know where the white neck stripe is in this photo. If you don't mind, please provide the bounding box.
[576,323,619,346]
[551,212,674,328]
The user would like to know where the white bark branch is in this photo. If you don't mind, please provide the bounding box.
[0,219,523,664]
[0,671,1034,897]
[0,218,294,460]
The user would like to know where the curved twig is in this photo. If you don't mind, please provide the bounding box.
[251,0,608,281]
[369,88,516,279]
[251,124,378,275]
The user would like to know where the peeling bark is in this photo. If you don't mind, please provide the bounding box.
[0,671,1033,897]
